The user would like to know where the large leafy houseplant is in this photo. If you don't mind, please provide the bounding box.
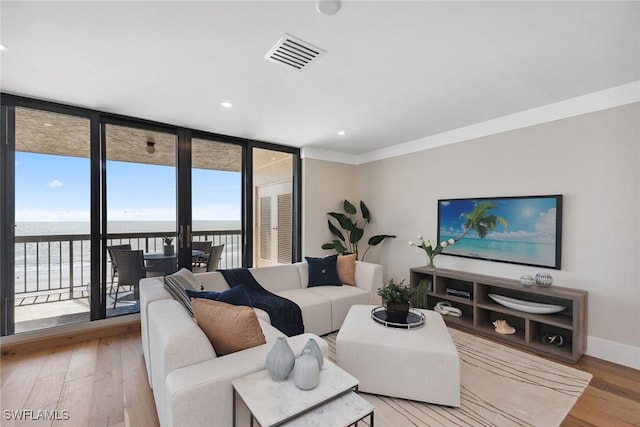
[321,200,396,261]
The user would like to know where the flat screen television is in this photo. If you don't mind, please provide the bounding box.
[438,195,562,269]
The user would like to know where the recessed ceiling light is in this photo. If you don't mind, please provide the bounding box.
[221,102,233,108]
[316,0,341,16]
[0,44,6,51]
[337,130,346,136]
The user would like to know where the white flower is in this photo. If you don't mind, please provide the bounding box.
[448,238,455,245]
[417,234,423,240]
[440,241,448,248]
[408,241,414,246]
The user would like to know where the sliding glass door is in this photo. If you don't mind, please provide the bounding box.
[0,95,301,336]
[2,106,92,334]
[103,123,177,316]
[191,137,243,271]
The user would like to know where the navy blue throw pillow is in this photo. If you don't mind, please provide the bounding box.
[185,284,252,307]
[305,254,342,287]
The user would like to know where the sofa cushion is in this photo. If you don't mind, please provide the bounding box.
[337,254,357,286]
[306,285,371,331]
[195,271,233,292]
[248,264,303,293]
[185,284,252,307]
[275,289,333,336]
[192,298,266,356]
[305,255,341,286]
[164,268,202,315]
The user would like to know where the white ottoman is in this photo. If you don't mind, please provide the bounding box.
[336,304,460,407]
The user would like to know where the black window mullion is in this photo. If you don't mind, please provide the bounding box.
[243,144,253,268]
[0,105,16,335]
[91,118,106,320]
[177,128,192,270]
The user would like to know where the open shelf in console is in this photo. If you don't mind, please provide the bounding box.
[409,267,587,363]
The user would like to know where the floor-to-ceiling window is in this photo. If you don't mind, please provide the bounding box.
[0,95,301,336]
[11,107,92,333]
[191,137,243,270]
[253,147,296,267]
[103,124,177,316]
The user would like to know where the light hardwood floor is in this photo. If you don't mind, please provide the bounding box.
[1,330,639,427]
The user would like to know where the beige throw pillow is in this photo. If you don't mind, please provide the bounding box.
[192,298,266,356]
[337,254,357,286]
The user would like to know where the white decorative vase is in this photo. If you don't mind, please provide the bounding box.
[302,338,323,369]
[265,337,295,381]
[294,349,320,390]
[520,275,534,286]
[535,272,553,287]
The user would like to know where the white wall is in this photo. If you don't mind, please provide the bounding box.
[303,103,640,368]
[301,158,357,258]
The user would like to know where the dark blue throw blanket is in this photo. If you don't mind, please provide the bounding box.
[219,268,304,337]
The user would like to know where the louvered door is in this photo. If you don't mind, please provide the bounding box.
[256,181,293,266]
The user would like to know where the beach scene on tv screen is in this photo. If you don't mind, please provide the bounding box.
[439,197,559,267]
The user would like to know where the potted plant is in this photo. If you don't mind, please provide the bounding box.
[163,236,175,256]
[321,200,396,261]
[377,279,414,323]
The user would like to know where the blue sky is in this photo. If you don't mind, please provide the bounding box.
[15,152,241,222]
[439,197,559,243]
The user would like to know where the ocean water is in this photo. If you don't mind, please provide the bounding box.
[14,220,241,293]
[15,220,241,236]
[440,234,556,267]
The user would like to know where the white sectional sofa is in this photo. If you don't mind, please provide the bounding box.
[140,261,383,427]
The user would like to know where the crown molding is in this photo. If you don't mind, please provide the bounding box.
[300,147,358,165]
[301,81,640,166]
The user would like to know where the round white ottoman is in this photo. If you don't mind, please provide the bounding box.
[336,304,460,407]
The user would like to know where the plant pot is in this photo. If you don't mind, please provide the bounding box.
[163,245,175,256]
[385,301,410,323]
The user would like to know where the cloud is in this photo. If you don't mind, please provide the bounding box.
[47,179,63,188]
[535,208,557,234]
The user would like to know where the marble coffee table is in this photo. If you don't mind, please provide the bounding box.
[232,358,374,427]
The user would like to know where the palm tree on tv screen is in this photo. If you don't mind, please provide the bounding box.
[455,201,509,241]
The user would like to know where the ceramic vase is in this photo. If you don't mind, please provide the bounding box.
[294,349,320,390]
[535,272,553,287]
[302,338,323,369]
[265,337,295,381]
[520,275,534,287]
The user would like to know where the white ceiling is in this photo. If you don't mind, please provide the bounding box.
[1,1,638,157]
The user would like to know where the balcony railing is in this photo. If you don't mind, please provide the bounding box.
[14,229,242,304]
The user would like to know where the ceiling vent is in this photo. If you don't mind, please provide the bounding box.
[264,34,326,71]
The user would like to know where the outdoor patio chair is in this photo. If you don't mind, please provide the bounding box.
[107,244,132,296]
[110,249,147,309]
[191,240,212,268]
[206,244,225,272]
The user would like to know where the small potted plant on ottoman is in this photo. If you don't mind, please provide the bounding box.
[377,279,414,323]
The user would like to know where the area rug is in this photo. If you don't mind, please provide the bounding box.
[325,328,592,427]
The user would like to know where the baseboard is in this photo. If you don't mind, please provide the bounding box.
[586,335,640,370]
[0,314,141,357]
